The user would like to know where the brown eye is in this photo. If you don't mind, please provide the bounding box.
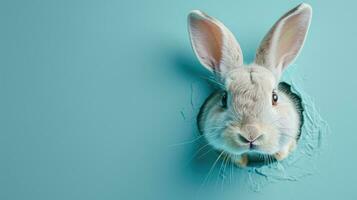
[221,91,228,108]
[272,91,278,106]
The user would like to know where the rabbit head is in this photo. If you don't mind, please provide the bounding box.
[188,4,311,158]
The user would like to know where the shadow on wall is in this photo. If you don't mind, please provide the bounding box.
[170,48,210,83]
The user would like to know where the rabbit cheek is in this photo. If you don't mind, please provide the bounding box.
[257,126,281,154]
[221,127,248,154]
[201,109,230,150]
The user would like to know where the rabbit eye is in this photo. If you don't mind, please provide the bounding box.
[272,91,278,106]
[220,91,228,108]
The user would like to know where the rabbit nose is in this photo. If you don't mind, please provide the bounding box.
[237,133,263,143]
[237,134,251,143]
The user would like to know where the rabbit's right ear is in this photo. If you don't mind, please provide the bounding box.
[188,10,243,77]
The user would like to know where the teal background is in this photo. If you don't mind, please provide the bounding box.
[0,0,355,199]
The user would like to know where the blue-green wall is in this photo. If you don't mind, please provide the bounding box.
[0,0,355,199]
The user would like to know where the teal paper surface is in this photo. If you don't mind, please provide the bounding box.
[0,0,354,199]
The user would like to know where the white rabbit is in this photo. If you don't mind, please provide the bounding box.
[188,3,311,167]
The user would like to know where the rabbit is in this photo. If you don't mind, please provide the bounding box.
[188,3,311,167]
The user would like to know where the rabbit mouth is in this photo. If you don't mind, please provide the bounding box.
[226,142,266,156]
[244,144,265,154]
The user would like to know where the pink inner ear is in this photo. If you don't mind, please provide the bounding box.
[190,17,223,71]
[276,12,310,69]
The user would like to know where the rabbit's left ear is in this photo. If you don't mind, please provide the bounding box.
[188,10,243,78]
[255,3,312,80]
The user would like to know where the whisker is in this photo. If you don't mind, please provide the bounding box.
[216,153,228,189]
[184,142,212,167]
[279,132,298,140]
[168,134,206,147]
[203,77,225,89]
[229,156,234,184]
[199,151,225,191]
[221,153,230,190]
[197,148,215,159]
